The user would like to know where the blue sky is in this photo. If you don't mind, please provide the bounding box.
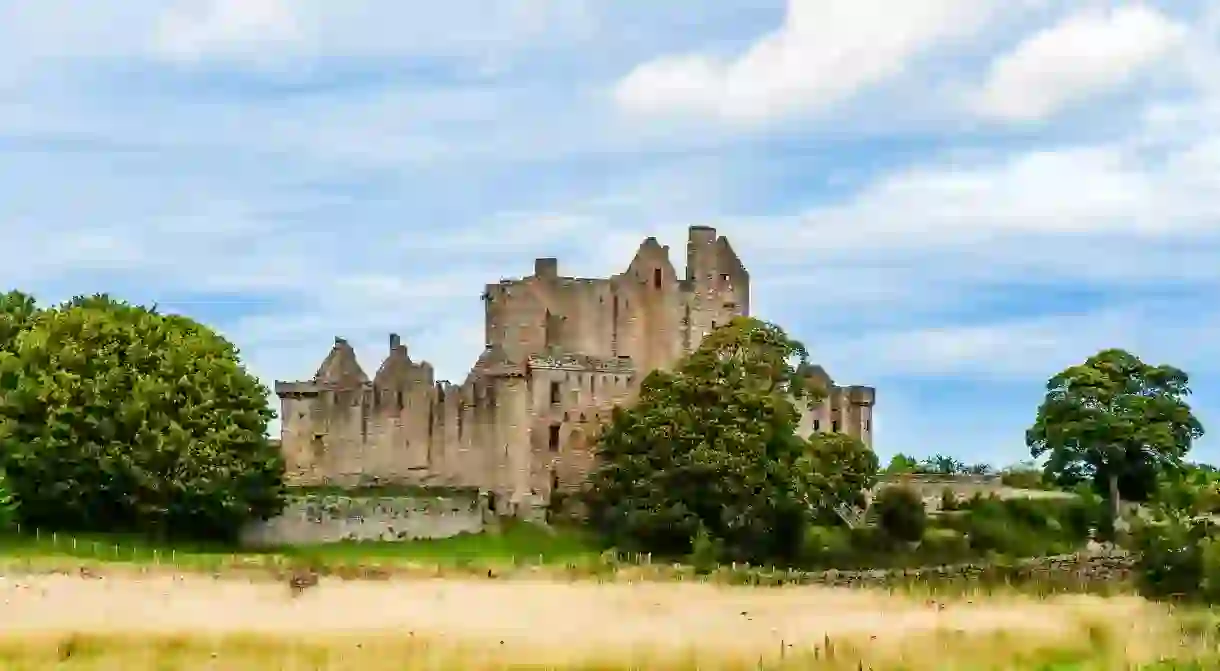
[2,0,1218,467]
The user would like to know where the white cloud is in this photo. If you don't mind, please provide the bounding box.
[974,4,1188,122]
[821,305,1220,382]
[613,0,1010,125]
[153,0,301,64]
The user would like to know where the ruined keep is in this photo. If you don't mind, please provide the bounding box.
[275,226,876,516]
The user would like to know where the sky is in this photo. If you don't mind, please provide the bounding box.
[2,0,1218,467]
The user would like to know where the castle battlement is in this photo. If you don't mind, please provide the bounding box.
[274,226,874,516]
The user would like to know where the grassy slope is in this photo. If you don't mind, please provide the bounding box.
[0,521,602,570]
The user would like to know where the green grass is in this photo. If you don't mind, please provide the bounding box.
[0,521,602,573]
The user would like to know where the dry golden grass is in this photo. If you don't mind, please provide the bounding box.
[0,573,1211,670]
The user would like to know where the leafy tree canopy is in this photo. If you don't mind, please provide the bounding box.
[807,432,879,519]
[1027,348,1204,519]
[582,317,851,565]
[0,293,286,540]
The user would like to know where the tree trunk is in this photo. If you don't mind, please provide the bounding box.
[1108,471,1122,531]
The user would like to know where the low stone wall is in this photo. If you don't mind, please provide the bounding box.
[240,491,489,547]
[796,551,1134,588]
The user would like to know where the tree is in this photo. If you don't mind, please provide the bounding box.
[884,453,919,474]
[873,486,927,543]
[0,290,39,352]
[0,470,16,531]
[1027,349,1204,523]
[0,294,286,540]
[806,432,879,522]
[581,317,825,566]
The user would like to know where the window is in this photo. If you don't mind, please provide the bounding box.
[653,268,662,288]
[548,424,561,452]
[864,420,871,431]
[831,421,839,432]
[550,381,561,405]
[813,419,820,431]
[551,471,560,492]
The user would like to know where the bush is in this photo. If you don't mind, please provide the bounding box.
[0,470,16,531]
[918,527,972,564]
[1129,512,1216,600]
[939,487,958,511]
[873,486,927,543]
[689,525,722,574]
[0,294,285,541]
[799,524,853,567]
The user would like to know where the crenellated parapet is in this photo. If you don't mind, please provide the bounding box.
[273,225,875,516]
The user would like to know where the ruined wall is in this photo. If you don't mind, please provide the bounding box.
[240,490,488,546]
[274,226,875,514]
[525,353,637,500]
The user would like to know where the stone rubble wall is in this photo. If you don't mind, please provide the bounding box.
[708,550,1135,588]
[239,491,489,547]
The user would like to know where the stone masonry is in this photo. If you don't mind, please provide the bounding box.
[275,226,876,517]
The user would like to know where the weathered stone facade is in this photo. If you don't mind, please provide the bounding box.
[275,226,876,516]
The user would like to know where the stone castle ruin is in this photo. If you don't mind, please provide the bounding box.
[275,226,875,517]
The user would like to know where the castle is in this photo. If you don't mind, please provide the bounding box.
[275,226,876,516]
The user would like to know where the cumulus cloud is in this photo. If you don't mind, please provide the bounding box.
[974,4,1188,122]
[613,0,1011,125]
[2,0,1218,459]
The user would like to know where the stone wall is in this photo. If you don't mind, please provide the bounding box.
[240,490,489,547]
[875,473,1077,510]
[786,551,1134,589]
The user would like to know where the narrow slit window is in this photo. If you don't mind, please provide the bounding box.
[548,424,561,452]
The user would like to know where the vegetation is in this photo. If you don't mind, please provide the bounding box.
[0,292,285,541]
[1027,348,1205,521]
[582,317,837,566]
[872,486,926,543]
[0,470,16,531]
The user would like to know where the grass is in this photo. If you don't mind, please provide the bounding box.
[0,601,1215,670]
[0,521,603,575]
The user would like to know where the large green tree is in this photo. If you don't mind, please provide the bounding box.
[1027,348,1204,522]
[806,432,878,521]
[581,317,830,565]
[0,293,286,540]
[0,290,39,351]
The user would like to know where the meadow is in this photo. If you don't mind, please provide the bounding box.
[0,524,1216,670]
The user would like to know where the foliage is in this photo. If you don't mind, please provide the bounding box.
[0,470,16,530]
[872,486,927,543]
[688,525,721,575]
[582,317,828,566]
[1129,504,1220,601]
[883,453,919,474]
[0,291,39,352]
[1027,348,1205,521]
[998,461,1048,490]
[0,293,286,540]
[806,432,878,523]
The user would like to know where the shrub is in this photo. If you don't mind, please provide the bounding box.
[799,524,852,567]
[873,486,927,543]
[689,525,721,575]
[918,527,972,564]
[939,487,958,511]
[0,294,285,541]
[0,470,16,530]
[1129,511,1214,600]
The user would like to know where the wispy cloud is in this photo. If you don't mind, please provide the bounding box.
[1,0,1217,463]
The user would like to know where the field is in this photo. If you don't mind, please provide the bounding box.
[1,527,1217,670]
[3,571,1217,670]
